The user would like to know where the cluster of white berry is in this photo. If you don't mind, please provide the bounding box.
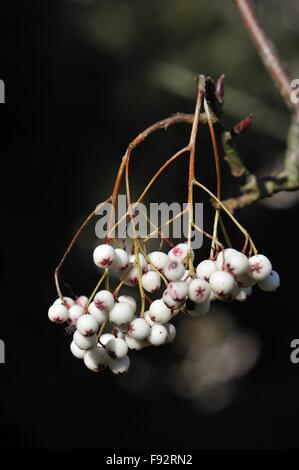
[48,242,279,374]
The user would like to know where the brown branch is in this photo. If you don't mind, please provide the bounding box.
[234,0,299,116]
[219,0,299,211]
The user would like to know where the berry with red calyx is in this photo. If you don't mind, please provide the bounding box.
[112,248,130,271]
[188,279,211,304]
[53,296,75,309]
[236,286,252,302]
[109,302,134,325]
[167,281,188,301]
[75,296,88,308]
[147,324,168,346]
[196,259,217,281]
[209,271,235,296]
[168,243,194,263]
[162,290,184,310]
[118,295,137,315]
[216,248,237,270]
[48,304,69,324]
[220,250,249,276]
[163,260,185,281]
[248,254,272,281]
[87,302,108,324]
[149,299,172,323]
[148,251,169,272]
[93,244,115,269]
[258,270,280,292]
[217,281,239,302]
[142,271,161,293]
[165,323,176,343]
[68,304,85,325]
[94,290,115,311]
[128,318,151,340]
[108,355,130,374]
[70,341,86,359]
[76,314,99,336]
[125,334,149,350]
[84,347,107,372]
[106,337,128,359]
[73,330,97,350]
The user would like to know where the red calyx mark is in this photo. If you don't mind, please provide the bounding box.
[195,287,206,299]
[225,263,235,275]
[54,317,64,323]
[100,257,112,267]
[251,262,262,273]
[94,299,105,310]
[172,246,182,257]
[169,262,178,271]
[85,329,94,336]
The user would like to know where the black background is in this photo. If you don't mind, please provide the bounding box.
[1,0,299,449]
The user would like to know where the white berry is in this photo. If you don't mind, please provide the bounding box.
[167,281,188,301]
[118,295,137,315]
[113,248,130,270]
[84,347,107,372]
[53,296,75,309]
[48,304,69,324]
[75,295,88,308]
[248,254,272,281]
[109,302,134,325]
[94,290,115,311]
[147,324,168,346]
[87,302,108,324]
[188,279,211,304]
[76,314,99,336]
[163,260,185,281]
[258,270,280,292]
[162,290,184,310]
[128,318,151,340]
[168,243,193,263]
[209,271,235,296]
[106,337,128,359]
[142,271,161,292]
[108,355,130,374]
[93,244,115,268]
[216,248,237,270]
[148,251,169,271]
[149,299,172,323]
[222,250,249,276]
[196,259,217,281]
[73,330,97,350]
[70,341,86,359]
[68,304,85,325]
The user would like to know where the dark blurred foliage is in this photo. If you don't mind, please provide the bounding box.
[1,0,299,449]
